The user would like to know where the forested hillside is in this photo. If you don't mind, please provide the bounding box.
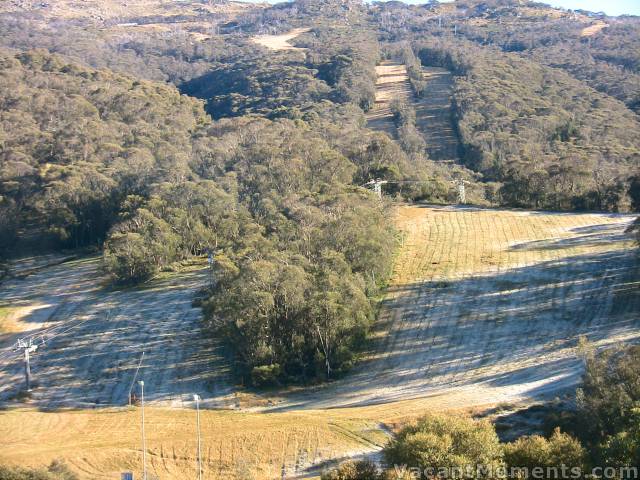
[372,0,640,210]
[0,50,209,251]
[0,46,422,385]
[415,37,640,209]
[1,0,639,385]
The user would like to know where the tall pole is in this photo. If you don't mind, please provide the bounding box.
[24,348,31,391]
[139,381,147,480]
[128,350,145,406]
[194,394,203,480]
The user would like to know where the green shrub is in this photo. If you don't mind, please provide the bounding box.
[383,414,504,479]
[250,364,282,387]
[0,461,78,480]
[504,429,587,479]
[321,460,380,480]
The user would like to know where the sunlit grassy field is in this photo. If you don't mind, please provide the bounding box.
[0,205,638,479]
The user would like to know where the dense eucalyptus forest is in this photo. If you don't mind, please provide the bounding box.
[1,0,639,385]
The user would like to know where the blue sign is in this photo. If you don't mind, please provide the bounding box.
[121,473,133,480]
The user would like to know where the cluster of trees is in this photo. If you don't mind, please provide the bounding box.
[182,51,332,118]
[0,49,209,252]
[323,343,640,479]
[413,36,639,211]
[389,98,427,157]
[323,415,585,480]
[102,111,404,384]
[0,43,434,385]
[553,344,640,469]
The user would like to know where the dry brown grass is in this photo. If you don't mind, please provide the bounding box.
[393,205,634,282]
[0,406,394,480]
[0,399,517,479]
[251,28,311,52]
[581,21,609,37]
[1,206,637,479]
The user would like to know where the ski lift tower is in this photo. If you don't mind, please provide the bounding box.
[454,179,470,204]
[364,179,389,199]
[14,337,42,392]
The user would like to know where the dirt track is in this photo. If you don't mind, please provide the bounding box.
[251,27,310,51]
[263,206,640,411]
[366,62,413,136]
[416,67,461,161]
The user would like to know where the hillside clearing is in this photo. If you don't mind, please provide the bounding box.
[0,407,395,480]
[366,62,413,137]
[416,67,461,161]
[251,28,311,51]
[263,205,640,411]
[581,21,609,37]
[366,62,461,161]
[1,207,636,414]
[0,206,638,479]
[0,258,231,408]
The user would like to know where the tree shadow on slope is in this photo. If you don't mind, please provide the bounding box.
[270,248,640,410]
[509,223,632,251]
[0,265,232,410]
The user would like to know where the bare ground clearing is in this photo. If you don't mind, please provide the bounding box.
[416,67,461,161]
[366,62,461,161]
[0,258,231,408]
[1,208,636,413]
[366,61,413,137]
[581,21,609,37]
[0,407,391,480]
[251,28,311,51]
[261,205,640,411]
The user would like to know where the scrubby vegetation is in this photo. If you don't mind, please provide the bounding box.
[323,344,640,480]
[0,461,77,480]
[0,49,209,251]
[384,414,504,478]
[413,37,639,211]
[0,42,424,384]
